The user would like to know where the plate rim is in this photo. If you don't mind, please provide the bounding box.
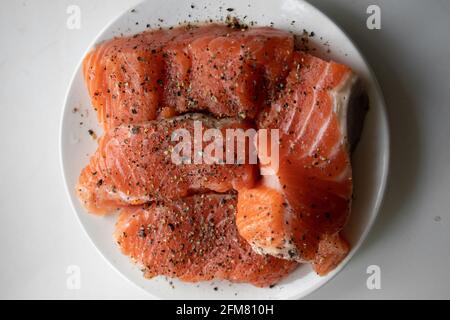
[59,0,390,300]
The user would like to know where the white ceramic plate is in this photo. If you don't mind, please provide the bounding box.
[60,0,389,299]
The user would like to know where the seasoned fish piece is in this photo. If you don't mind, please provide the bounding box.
[77,114,258,214]
[115,194,297,287]
[237,52,367,275]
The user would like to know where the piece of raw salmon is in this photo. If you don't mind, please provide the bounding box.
[77,113,258,214]
[83,29,170,130]
[236,52,367,275]
[83,24,294,129]
[115,194,297,287]
[80,23,368,280]
[177,27,293,119]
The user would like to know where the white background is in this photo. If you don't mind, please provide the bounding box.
[0,0,449,299]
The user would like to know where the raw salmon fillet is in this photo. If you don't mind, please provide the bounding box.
[236,52,367,275]
[79,23,368,282]
[115,194,297,287]
[177,27,294,119]
[83,24,294,129]
[77,114,258,214]
[83,29,169,130]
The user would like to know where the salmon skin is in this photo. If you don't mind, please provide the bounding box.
[236,52,367,275]
[83,24,294,129]
[77,113,258,214]
[115,194,297,287]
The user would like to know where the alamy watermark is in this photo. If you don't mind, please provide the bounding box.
[366,5,381,30]
[170,121,280,175]
[366,265,381,290]
[66,265,81,290]
[66,5,81,30]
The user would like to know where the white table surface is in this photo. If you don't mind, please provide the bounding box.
[0,0,449,299]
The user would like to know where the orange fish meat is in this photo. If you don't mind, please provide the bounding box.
[236,52,367,275]
[83,25,294,129]
[115,194,297,287]
[79,23,369,280]
[77,114,258,214]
